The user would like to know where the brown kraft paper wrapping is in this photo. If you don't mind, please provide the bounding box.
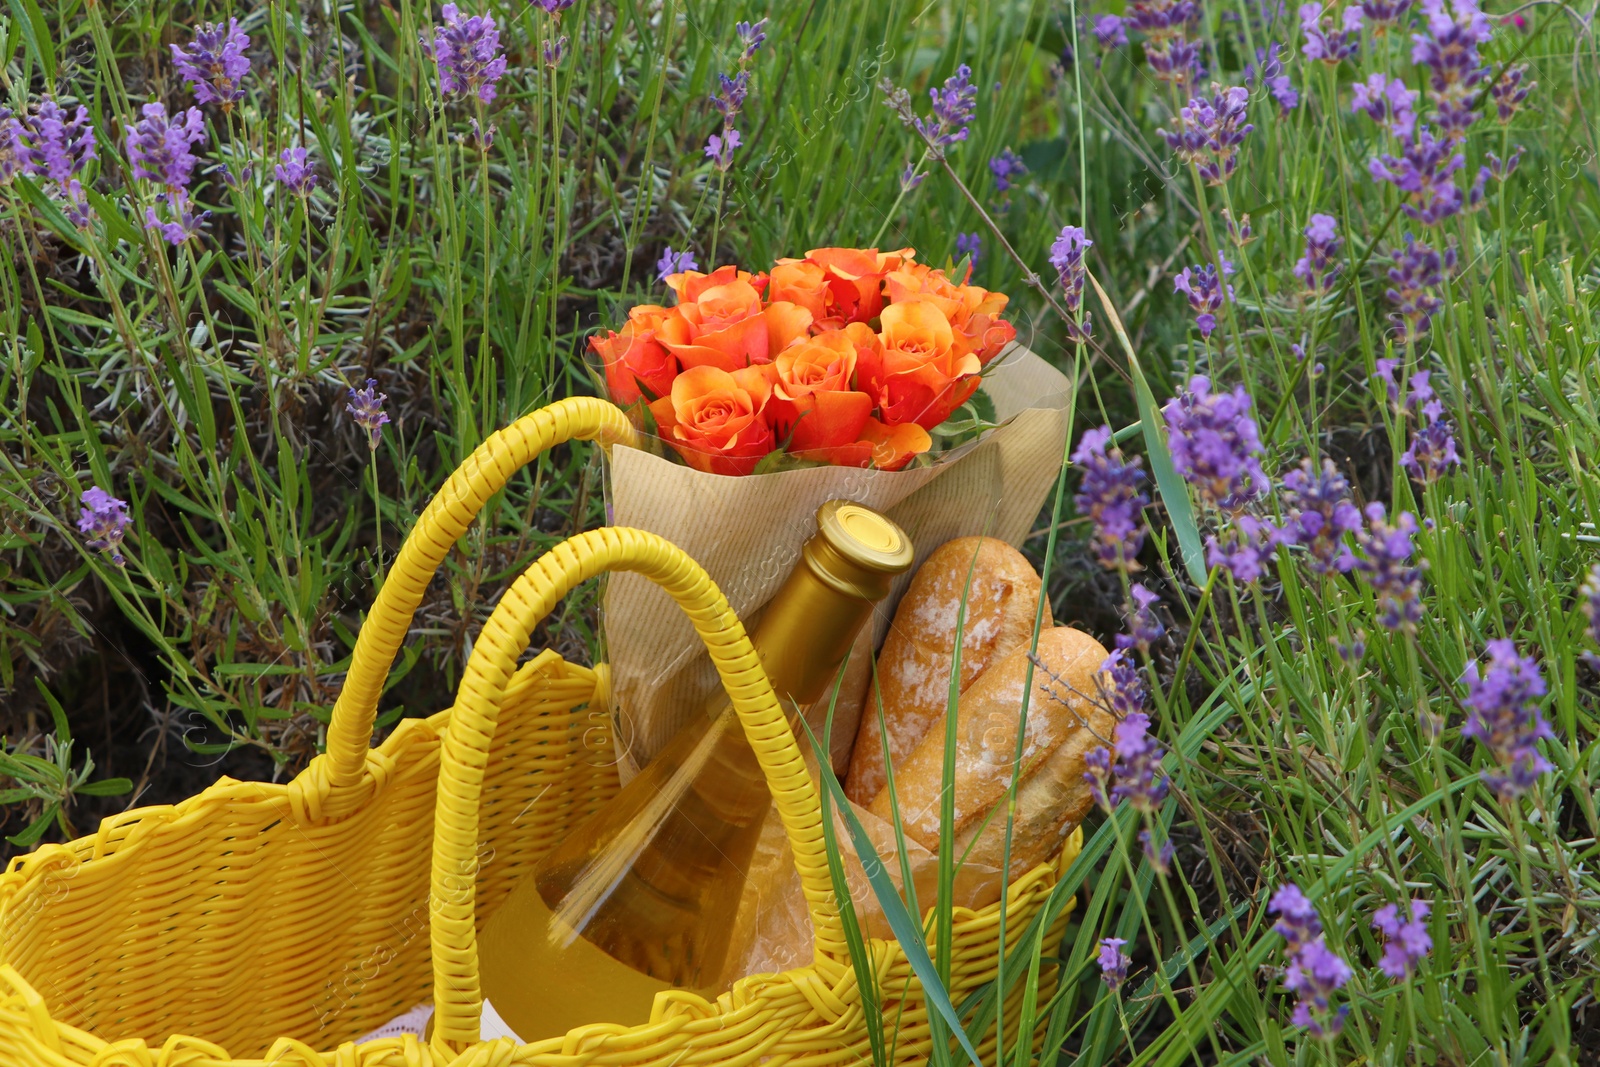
[602,344,1073,777]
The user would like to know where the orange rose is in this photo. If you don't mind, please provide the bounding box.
[767,259,832,323]
[764,330,874,453]
[664,264,769,303]
[770,246,918,328]
[589,303,678,408]
[792,417,932,471]
[856,303,982,430]
[656,274,813,371]
[649,365,775,476]
[884,262,1016,364]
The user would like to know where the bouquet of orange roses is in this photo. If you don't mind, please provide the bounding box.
[589,247,1018,475]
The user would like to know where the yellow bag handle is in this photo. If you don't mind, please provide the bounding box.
[320,397,638,803]
[426,526,845,1050]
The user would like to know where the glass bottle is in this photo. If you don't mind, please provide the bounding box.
[476,500,913,1042]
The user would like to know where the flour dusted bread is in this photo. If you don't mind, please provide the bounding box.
[866,626,1112,878]
[844,537,1051,806]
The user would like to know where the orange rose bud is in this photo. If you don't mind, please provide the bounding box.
[766,330,874,453]
[649,365,776,476]
[767,260,832,324]
[803,246,894,325]
[665,264,769,304]
[858,301,983,430]
[590,303,678,408]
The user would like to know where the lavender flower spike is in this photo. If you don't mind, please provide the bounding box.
[1400,372,1461,483]
[1108,711,1170,813]
[1491,65,1533,123]
[913,64,977,148]
[19,99,97,225]
[1284,938,1353,1037]
[704,129,742,170]
[656,245,698,282]
[1268,883,1322,950]
[1293,213,1342,296]
[1245,43,1298,115]
[1280,457,1361,574]
[1122,583,1166,652]
[1372,899,1432,978]
[78,487,132,566]
[1385,234,1453,336]
[736,18,768,60]
[1299,2,1362,64]
[347,379,391,450]
[171,18,251,109]
[1172,260,1235,337]
[1207,515,1288,584]
[955,232,981,268]
[0,108,24,184]
[1073,425,1148,571]
[127,102,207,191]
[274,147,316,197]
[422,3,509,104]
[1161,84,1253,185]
[1162,374,1267,511]
[1093,15,1129,48]
[1349,503,1426,631]
[1351,73,1419,139]
[1461,639,1554,799]
[1050,224,1093,339]
[989,147,1027,192]
[1097,938,1131,991]
[1369,125,1467,224]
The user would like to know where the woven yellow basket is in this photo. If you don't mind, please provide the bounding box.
[0,397,1080,1067]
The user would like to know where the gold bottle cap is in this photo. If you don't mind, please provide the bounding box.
[805,500,914,600]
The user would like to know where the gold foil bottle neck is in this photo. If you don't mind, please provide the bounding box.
[804,500,913,601]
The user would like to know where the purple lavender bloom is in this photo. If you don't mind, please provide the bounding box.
[900,162,925,191]
[542,36,566,67]
[1484,146,1523,182]
[1146,35,1204,85]
[346,378,391,450]
[704,129,742,170]
[1369,125,1467,224]
[532,0,574,11]
[274,147,316,197]
[1163,375,1268,510]
[170,18,251,109]
[1206,514,1288,584]
[1050,224,1093,339]
[1099,648,1149,718]
[1122,583,1166,652]
[1084,745,1113,809]
[1140,828,1175,873]
[77,486,132,566]
[1126,0,1199,36]
[1372,899,1432,978]
[1245,44,1299,115]
[1098,938,1131,991]
[127,103,207,191]
[1094,14,1130,47]
[1351,73,1420,139]
[421,4,508,104]
[21,99,97,184]
[712,71,750,118]
[1109,711,1171,812]
[914,65,978,148]
[1400,372,1461,483]
[1385,234,1453,336]
[1413,0,1492,142]
[1360,0,1412,28]
[1172,261,1235,338]
[955,231,981,268]
[1299,2,1362,64]
[656,245,698,281]
[1073,425,1149,571]
[1284,938,1353,1037]
[1461,640,1554,799]
[989,147,1027,192]
[1269,884,1323,949]
[0,108,24,184]
[1293,213,1342,296]
[1281,458,1362,574]
[1490,64,1533,123]
[1222,208,1253,246]
[145,189,210,244]
[1162,84,1253,185]
[736,18,768,60]
[1349,503,1426,631]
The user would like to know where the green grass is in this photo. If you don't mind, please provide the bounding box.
[2,0,1599,1061]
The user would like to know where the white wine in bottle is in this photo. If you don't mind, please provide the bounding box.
[477,500,913,1041]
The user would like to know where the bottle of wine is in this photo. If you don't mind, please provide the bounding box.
[476,500,913,1042]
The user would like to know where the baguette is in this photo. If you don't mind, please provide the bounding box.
[866,626,1112,877]
[844,537,1051,806]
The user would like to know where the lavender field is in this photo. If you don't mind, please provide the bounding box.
[2,0,1599,1060]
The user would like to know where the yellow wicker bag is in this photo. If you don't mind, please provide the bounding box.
[0,398,1081,1067]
